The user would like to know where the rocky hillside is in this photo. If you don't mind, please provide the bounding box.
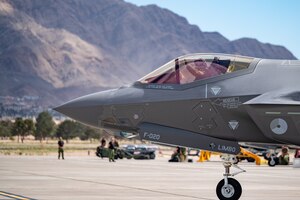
[0,0,296,107]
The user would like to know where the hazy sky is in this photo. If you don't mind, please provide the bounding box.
[125,0,300,59]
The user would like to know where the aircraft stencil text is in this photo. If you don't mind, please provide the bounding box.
[143,132,161,140]
[218,145,236,153]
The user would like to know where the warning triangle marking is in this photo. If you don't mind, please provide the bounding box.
[211,86,221,95]
[229,121,239,130]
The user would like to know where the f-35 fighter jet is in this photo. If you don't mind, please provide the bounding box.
[55,53,300,200]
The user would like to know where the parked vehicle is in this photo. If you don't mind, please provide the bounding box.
[130,146,156,159]
[96,145,157,160]
[96,146,132,159]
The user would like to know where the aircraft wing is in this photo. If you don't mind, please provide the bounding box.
[243,90,300,146]
[244,90,300,105]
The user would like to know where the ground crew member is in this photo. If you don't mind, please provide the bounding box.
[294,148,300,158]
[279,146,289,165]
[180,147,187,161]
[96,138,107,158]
[108,138,115,162]
[58,137,64,160]
[100,138,106,148]
[169,146,181,162]
[113,137,119,159]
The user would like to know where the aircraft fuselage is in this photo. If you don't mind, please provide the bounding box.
[55,54,300,154]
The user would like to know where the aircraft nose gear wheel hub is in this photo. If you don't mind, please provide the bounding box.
[216,155,245,200]
[268,156,276,167]
[221,184,235,198]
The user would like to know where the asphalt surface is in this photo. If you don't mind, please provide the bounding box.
[1,155,300,200]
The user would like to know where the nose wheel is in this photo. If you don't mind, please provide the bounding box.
[216,155,245,200]
[216,178,242,200]
[268,156,276,167]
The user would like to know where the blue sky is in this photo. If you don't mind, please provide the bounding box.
[125,0,300,58]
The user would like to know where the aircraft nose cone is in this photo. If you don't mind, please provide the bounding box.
[53,87,144,128]
[53,90,115,127]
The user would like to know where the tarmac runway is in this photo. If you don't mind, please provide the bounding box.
[1,155,300,200]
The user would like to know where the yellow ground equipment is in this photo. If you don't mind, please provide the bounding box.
[235,147,267,165]
[198,150,212,162]
[198,148,267,165]
[197,150,220,162]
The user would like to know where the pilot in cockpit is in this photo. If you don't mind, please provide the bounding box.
[211,57,228,74]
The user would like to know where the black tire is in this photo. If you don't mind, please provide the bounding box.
[268,157,276,167]
[263,152,269,160]
[216,178,242,200]
[246,158,255,163]
[149,153,155,159]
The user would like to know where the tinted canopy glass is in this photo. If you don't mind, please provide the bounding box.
[139,54,254,85]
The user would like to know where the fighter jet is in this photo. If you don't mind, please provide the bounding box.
[55,53,300,200]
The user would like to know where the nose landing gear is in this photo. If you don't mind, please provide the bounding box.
[216,155,245,200]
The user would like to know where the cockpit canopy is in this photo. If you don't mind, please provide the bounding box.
[139,54,254,85]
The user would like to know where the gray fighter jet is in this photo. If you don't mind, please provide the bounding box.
[55,53,300,200]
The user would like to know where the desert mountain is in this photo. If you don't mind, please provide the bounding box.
[0,0,296,107]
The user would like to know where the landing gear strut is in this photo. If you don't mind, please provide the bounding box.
[216,155,246,200]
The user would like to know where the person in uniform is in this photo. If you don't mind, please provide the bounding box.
[96,138,107,158]
[100,138,106,148]
[58,137,65,160]
[108,138,115,162]
[169,146,181,162]
[279,146,289,165]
